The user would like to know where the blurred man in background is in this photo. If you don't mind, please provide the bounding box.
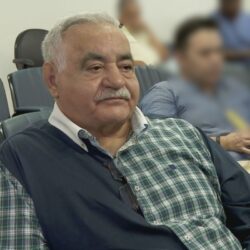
[213,0,250,67]
[141,17,250,161]
[117,0,168,65]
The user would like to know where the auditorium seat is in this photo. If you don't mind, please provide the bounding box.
[135,66,169,100]
[13,29,48,70]
[0,78,10,122]
[8,67,54,114]
[1,109,51,139]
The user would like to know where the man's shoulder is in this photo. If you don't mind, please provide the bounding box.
[144,118,210,157]
[145,118,213,161]
[148,117,194,127]
[145,78,185,97]
[154,78,184,88]
[147,117,200,138]
[0,122,51,152]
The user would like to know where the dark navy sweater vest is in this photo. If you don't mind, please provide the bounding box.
[0,122,187,250]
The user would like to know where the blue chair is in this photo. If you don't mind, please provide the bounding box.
[8,67,54,115]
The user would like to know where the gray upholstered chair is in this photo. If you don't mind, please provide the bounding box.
[8,67,54,115]
[13,29,48,70]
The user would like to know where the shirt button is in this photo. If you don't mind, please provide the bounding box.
[134,185,140,192]
[184,233,192,241]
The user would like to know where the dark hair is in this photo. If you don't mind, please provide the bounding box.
[174,17,219,51]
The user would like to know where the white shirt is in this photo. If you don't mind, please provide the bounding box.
[48,103,148,152]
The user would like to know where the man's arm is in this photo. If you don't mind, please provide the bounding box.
[210,131,250,156]
[199,129,250,249]
[0,161,49,250]
[140,82,178,119]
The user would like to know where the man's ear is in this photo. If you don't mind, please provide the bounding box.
[43,63,59,99]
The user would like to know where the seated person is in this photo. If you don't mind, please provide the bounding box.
[141,17,250,161]
[117,0,168,65]
[0,13,250,250]
[213,0,250,67]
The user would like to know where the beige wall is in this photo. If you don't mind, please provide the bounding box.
[0,0,249,113]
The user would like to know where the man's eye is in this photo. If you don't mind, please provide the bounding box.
[121,65,134,72]
[88,65,103,72]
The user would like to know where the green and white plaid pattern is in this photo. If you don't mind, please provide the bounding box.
[0,117,243,249]
[0,162,48,250]
[116,118,242,250]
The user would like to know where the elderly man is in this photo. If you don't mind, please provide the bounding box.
[0,13,250,250]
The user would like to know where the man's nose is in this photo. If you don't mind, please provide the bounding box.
[103,66,125,89]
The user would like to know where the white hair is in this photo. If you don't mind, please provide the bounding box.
[42,13,119,71]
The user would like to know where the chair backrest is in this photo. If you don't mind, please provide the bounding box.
[135,66,169,100]
[13,29,48,70]
[0,78,10,121]
[1,109,51,139]
[8,67,54,112]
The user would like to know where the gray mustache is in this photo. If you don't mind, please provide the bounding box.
[95,88,131,101]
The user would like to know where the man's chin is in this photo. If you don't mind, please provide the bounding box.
[96,107,133,123]
[95,99,136,122]
[97,99,132,114]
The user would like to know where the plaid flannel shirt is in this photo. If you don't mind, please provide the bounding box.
[0,161,48,249]
[0,114,243,249]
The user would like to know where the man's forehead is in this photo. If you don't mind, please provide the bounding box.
[188,30,221,45]
[63,23,131,59]
[63,23,128,45]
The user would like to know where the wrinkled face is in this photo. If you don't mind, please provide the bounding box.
[43,23,139,130]
[177,29,224,87]
[221,0,241,18]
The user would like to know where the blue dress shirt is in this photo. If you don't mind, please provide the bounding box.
[140,77,250,160]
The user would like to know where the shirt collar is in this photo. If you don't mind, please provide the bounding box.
[48,103,148,150]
